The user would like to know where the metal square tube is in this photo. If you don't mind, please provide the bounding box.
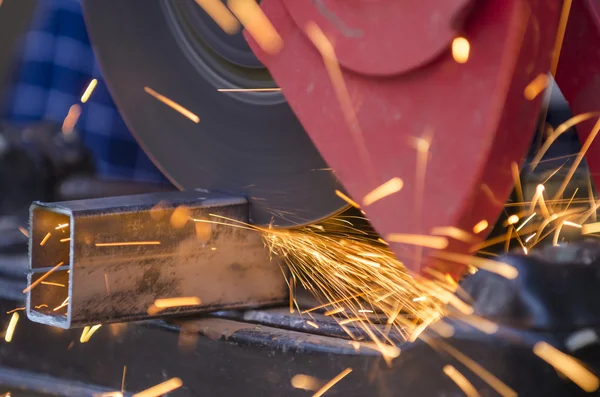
[26,191,286,328]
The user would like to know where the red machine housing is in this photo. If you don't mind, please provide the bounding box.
[248,0,562,277]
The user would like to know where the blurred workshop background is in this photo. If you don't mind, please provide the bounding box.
[0,0,173,264]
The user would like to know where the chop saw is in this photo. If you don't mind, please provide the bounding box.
[5,0,600,396]
[81,0,571,277]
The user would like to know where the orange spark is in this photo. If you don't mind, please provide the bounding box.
[263,217,445,357]
[408,315,438,342]
[525,233,536,243]
[554,118,600,201]
[34,304,48,309]
[516,213,536,232]
[306,320,319,329]
[41,281,65,287]
[18,227,29,238]
[385,234,449,249]
[312,368,352,397]
[93,393,123,397]
[193,216,255,232]
[5,308,24,314]
[289,276,295,314]
[472,220,488,234]
[531,112,600,171]
[588,175,597,222]
[507,215,519,225]
[411,135,431,153]
[80,324,102,343]
[85,324,102,342]
[481,184,503,206]
[335,190,360,209]
[170,205,190,229]
[55,223,69,229]
[359,322,402,365]
[154,297,202,308]
[582,222,600,234]
[62,104,81,134]
[121,365,127,392]
[60,238,70,242]
[511,162,525,205]
[431,252,518,279]
[148,304,183,316]
[410,133,432,228]
[430,226,475,243]
[550,0,573,75]
[227,0,282,54]
[40,232,51,246]
[132,378,183,397]
[52,297,69,311]
[429,319,455,338]
[23,261,65,293]
[372,300,398,321]
[105,274,110,295]
[345,254,380,268]
[362,177,404,206]
[194,0,240,34]
[537,186,551,219]
[459,315,499,335]
[439,340,517,397]
[563,221,582,228]
[291,374,321,391]
[149,201,166,221]
[95,241,161,247]
[218,88,281,92]
[533,342,599,392]
[444,273,459,289]
[4,312,19,342]
[81,79,98,103]
[80,326,90,342]
[305,21,372,171]
[553,220,565,246]
[144,87,200,123]
[523,74,550,100]
[349,340,400,359]
[444,292,474,315]
[324,307,345,316]
[452,37,470,63]
[443,365,480,397]
[195,221,213,244]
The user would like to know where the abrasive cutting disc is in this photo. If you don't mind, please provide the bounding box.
[82,0,346,227]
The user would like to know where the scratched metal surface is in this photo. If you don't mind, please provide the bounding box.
[26,191,287,328]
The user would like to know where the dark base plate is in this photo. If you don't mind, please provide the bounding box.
[0,296,597,397]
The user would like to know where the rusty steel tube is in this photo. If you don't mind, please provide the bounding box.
[26,191,286,328]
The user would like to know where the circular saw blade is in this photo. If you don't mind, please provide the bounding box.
[81,0,346,227]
